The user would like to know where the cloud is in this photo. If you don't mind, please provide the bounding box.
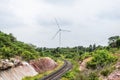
[0,0,120,47]
[43,0,75,6]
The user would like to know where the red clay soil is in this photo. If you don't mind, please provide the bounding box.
[30,57,58,73]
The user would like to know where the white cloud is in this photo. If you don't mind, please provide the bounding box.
[0,0,120,48]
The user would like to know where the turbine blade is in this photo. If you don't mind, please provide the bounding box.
[52,30,60,39]
[61,29,71,32]
[55,18,60,29]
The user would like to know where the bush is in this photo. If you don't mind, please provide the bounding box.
[81,52,91,60]
[87,50,117,69]
[101,66,115,76]
[101,69,111,76]
[88,72,99,80]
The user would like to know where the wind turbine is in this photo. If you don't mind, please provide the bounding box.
[52,18,70,47]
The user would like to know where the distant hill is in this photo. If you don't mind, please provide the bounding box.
[0,31,39,61]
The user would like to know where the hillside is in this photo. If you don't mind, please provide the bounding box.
[35,36,120,80]
[0,31,39,61]
[0,31,62,80]
[0,31,120,80]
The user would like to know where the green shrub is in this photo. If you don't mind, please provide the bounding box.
[87,50,117,69]
[88,72,99,80]
[101,69,111,76]
[101,66,115,76]
[81,52,91,60]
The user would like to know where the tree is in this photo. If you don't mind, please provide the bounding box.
[116,39,120,48]
[88,45,93,52]
[0,31,39,60]
[9,33,16,42]
[108,36,120,47]
[93,44,96,51]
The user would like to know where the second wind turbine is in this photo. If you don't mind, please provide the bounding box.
[52,18,70,47]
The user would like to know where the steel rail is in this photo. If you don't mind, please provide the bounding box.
[40,60,72,80]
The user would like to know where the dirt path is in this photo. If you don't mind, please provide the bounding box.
[79,57,92,71]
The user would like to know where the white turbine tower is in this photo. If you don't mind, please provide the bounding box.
[52,18,70,47]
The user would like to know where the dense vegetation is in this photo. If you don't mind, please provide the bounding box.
[0,31,39,61]
[87,50,117,69]
[0,31,120,80]
[35,35,120,80]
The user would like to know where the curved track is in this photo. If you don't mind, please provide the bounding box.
[41,60,72,80]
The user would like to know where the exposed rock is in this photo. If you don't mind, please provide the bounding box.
[0,59,13,70]
[107,70,120,80]
[105,62,120,80]
[0,61,38,80]
[30,57,58,73]
[115,62,120,69]
[0,58,22,70]
[10,58,22,67]
[0,57,57,80]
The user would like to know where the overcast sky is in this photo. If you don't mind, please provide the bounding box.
[0,0,120,48]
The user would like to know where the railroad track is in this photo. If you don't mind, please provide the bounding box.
[40,60,72,80]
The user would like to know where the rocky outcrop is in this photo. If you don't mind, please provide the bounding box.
[107,70,120,80]
[30,57,58,73]
[0,58,21,70]
[0,61,38,80]
[0,57,57,80]
[107,62,120,80]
